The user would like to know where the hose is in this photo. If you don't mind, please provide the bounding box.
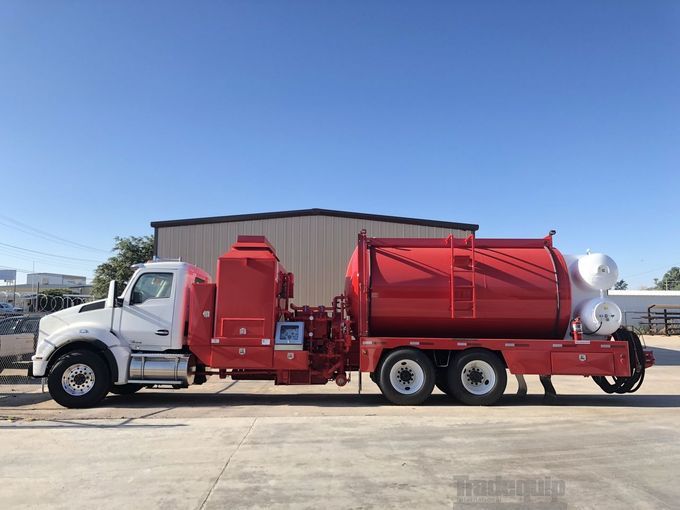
[592,328,645,394]
[582,322,603,335]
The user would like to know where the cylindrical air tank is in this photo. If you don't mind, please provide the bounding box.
[567,252,622,336]
[345,237,573,339]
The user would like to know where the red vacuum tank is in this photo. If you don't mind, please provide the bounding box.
[345,235,572,339]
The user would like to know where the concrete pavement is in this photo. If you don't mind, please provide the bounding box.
[1,335,679,509]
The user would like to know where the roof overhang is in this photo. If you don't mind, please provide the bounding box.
[150,208,479,232]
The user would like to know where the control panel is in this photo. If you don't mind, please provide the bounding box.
[274,321,305,351]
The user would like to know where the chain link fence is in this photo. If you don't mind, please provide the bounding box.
[0,294,93,393]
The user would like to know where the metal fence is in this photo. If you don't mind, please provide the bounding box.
[0,293,93,392]
[622,307,680,335]
[20,294,92,314]
[0,314,40,390]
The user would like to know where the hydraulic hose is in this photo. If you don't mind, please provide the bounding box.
[593,328,646,394]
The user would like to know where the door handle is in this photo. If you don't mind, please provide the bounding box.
[155,329,169,336]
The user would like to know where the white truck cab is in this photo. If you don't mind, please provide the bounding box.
[32,261,211,407]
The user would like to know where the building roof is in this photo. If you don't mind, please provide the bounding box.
[609,290,680,297]
[151,208,479,231]
[28,272,86,279]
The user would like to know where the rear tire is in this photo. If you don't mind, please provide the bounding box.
[109,383,143,395]
[378,349,435,405]
[47,350,111,408]
[448,349,507,406]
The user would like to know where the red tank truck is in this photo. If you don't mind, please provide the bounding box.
[32,231,654,408]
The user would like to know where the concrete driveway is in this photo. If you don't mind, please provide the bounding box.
[1,335,679,509]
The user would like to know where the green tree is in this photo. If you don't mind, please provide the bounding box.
[40,288,73,297]
[613,279,628,290]
[654,267,680,291]
[91,236,154,298]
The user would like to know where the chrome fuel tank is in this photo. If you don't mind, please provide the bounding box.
[128,354,195,386]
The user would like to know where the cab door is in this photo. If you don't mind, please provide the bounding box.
[118,271,176,351]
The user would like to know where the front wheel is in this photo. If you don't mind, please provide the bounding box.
[378,349,435,405]
[47,350,111,408]
[448,349,507,406]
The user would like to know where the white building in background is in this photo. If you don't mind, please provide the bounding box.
[26,273,86,287]
[609,290,680,328]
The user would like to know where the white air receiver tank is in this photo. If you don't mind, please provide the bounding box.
[566,252,622,337]
[577,297,622,336]
[575,253,619,291]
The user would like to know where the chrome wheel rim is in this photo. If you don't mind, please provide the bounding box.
[61,363,96,396]
[389,359,425,395]
[461,360,496,395]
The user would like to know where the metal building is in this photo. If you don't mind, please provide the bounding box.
[151,209,478,306]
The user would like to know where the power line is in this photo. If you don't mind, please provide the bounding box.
[0,241,103,263]
[0,264,33,273]
[0,257,98,276]
[0,214,110,254]
[0,253,97,273]
[626,264,680,279]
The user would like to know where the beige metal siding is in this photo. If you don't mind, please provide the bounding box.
[156,216,471,306]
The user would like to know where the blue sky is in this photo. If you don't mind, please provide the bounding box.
[1,1,678,288]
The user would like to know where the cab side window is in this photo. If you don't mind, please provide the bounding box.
[130,273,174,305]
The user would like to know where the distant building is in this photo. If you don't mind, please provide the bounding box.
[26,273,86,287]
[152,208,478,305]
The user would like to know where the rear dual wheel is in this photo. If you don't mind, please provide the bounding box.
[378,348,507,406]
[378,349,436,405]
[448,349,507,406]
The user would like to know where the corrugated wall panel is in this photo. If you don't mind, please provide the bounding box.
[156,216,471,305]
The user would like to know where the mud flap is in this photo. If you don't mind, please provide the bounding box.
[515,374,527,396]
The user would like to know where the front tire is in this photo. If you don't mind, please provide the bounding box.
[47,350,111,408]
[378,349,435,405]
[448,349,507,406]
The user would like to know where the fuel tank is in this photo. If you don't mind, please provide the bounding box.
[345,236,572,339]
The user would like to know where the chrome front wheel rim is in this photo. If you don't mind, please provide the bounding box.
[61,363,96,396]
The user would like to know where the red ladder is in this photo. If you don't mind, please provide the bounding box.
[450,235,477,319]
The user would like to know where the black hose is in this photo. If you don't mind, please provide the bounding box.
[593,328,646,394]
[582,321,603,335]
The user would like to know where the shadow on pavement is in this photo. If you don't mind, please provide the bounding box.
[0,391,52,406]
[0,418,187,429]
[98,391,680,409]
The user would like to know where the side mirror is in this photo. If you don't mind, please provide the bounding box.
[115,281,124,307]
[105,280,117,308]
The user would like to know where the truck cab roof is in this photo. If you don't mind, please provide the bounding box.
[132,261,200,271]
